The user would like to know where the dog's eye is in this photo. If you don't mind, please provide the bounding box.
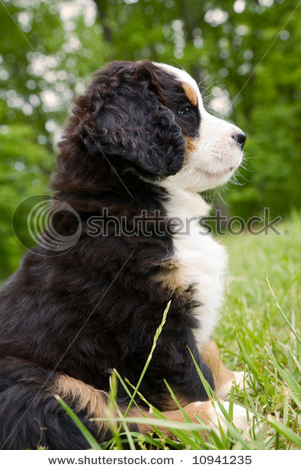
[178,107,191,116]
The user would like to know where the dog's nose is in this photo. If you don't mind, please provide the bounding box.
[232,132,247,149]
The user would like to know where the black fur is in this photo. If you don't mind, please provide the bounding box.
[0,357,109,450]
[0,60,214,449]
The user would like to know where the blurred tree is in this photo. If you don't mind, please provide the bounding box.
[0,0,300,279]
[0,0,106,278]
[0,101,53,277]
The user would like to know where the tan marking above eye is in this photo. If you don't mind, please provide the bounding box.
[182,83,198,107]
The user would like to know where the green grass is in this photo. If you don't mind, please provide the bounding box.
[60,213,301,450]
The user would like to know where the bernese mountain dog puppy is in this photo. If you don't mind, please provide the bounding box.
[0,60,248,449]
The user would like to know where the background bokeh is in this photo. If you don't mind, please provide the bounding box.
[0,0,300,280]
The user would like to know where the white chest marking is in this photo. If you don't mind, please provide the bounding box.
[162,186,228,348]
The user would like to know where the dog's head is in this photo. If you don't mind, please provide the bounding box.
[152,62,246,191]
[62,60,245,191]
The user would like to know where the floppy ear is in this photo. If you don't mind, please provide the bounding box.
[80,62,186,177]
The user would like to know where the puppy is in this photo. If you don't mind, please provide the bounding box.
[0,60,248,449]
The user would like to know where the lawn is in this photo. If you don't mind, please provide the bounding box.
[63,212,301,450]
[214,211,301,449]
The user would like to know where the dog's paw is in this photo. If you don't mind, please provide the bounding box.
[233,371,248,389]
[219,370,252,401]
[208,401,253,434]
[179,400,253,441]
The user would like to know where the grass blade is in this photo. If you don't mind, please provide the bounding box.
[123,300,170,418]
[55,395,101,449]
[266,347,301,409]
[266,276,301,344]
[268,417,301,448]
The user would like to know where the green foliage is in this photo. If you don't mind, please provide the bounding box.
[0,101,54,277]
[0,0,301,279]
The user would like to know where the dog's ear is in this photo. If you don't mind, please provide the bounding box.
[79,61,186,177]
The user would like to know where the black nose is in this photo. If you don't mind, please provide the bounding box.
[232,132,247,149]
